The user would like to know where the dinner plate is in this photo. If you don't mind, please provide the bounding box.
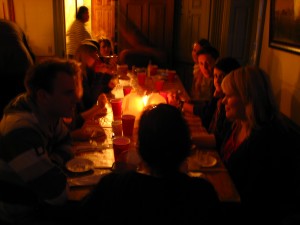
[76,150,115,168]
[66,158,94,173]
[199,155,217,167]
[188,171,206,178]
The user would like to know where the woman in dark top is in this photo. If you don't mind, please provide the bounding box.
[82,104,221,225]
[192,57,240,150]
[220,66,300,224]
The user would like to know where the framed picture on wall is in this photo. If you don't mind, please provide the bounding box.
[269,0,300,55]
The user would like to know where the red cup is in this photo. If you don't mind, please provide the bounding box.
[123,86,132,96]
[137,73,147,86]
[112,120,123,136]
[167,70,176,82]
[155,80,164,91]
[149,65,158,76]
[112,136,130,162]
[110,98,123,120]
[122,114,135,137]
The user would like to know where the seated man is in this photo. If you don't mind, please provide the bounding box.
[0,58,81,224]
[81,104,221,225]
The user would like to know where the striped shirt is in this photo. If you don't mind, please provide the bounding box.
[66,19,92,56]
[0,94,73,222]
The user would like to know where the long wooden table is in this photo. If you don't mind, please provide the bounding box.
[67,72,240,203]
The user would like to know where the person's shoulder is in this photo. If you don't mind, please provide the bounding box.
[189,176,217,191]
[100,171,145,183]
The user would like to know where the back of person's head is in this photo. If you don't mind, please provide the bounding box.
[138,104,192,175]
[75,42,99,63]
[215,57,240,75]
[196,39,211,48]
[25,58,81,101]
[221,66,279,129]
[76,6,88,20]
[82,39,100,51]
[197,46,219,60]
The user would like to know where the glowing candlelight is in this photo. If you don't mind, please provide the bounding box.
[142,95,149,106]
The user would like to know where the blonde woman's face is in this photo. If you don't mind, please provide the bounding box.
[222,88,245,121]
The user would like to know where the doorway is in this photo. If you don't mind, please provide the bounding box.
[63,0,116,57]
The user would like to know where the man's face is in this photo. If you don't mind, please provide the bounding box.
[198,54,215,79]
[82,11,89,23]
[44,72,79,118]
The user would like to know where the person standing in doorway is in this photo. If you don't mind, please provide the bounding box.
[66,6,92,59]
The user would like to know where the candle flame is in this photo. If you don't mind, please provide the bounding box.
[142,95,149,106]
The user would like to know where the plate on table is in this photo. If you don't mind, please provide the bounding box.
[188,171,206,178]
[66,157,94,173]
[76,149,115,169]
[199,154,217,168]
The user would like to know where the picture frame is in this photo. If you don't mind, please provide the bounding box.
[269,0,300,55]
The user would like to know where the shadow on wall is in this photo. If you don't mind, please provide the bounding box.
[290,71,300,126]
[270,53,300,126]
[267,54,282,109]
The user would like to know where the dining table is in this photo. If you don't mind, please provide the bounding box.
[66,68,240,204]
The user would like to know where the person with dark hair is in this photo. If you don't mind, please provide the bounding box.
[190,38,211,101]
[182,45,219,116]
[81,104,221,225]
[66,6,92,59]
[0,58,81,224]
[0,19,35,118]
[94,37,118,74]
[66,41,114,141]
[192,57,241,149]
[74,41,116,112]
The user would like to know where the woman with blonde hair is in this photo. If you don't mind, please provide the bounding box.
[220,66,299,224]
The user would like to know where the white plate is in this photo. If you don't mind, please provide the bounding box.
[76,150,115,168]
[199,155,217,167]
[66,158,94,173]
[188,171,206,178]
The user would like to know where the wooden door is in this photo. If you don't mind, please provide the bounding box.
[118,0,174,67]
[210,0,256,65]
[91,0,116,41]
[173,0,211,90]
[175,0,211,62]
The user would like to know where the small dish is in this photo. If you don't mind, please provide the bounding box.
[199,155,217,168]
[188,171,206,178]
[66,158,94,173]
